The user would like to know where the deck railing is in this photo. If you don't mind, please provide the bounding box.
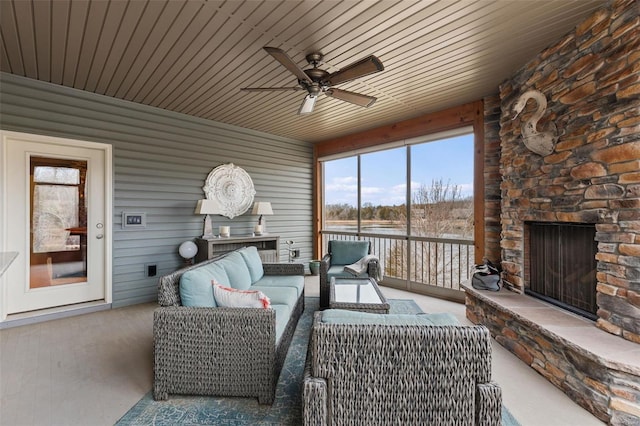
[321,231,475,297]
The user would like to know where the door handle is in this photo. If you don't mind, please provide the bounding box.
[96,234,104,239]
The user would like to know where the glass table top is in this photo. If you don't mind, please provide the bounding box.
[332,278,382,304]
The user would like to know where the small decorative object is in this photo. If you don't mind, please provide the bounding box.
[512,89,558,156]
[194,199,222,238]
[251,201,273,235]
[178,240,198,265]
[203,163,256,219]
[309,259,321,276]
[219,226,230,238]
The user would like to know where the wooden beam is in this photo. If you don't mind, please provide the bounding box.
[315,101,482,158]
[473,100,485,264]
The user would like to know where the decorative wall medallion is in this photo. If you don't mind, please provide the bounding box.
[203,163,255,219]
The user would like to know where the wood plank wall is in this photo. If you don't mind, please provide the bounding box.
[0,73,313,307]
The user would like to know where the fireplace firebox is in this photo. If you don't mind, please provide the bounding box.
[526,222,597,320]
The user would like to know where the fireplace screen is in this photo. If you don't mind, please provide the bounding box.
[527,222,597,319]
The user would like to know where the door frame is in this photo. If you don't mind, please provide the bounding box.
[0,130,113,322]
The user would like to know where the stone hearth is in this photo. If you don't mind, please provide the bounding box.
[464,285,640,425]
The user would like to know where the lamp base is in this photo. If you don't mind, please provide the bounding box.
[202,214,214,239]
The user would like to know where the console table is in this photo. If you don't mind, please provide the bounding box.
[195,235,280,263]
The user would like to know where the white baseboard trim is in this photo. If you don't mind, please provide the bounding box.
[0,301,111,329]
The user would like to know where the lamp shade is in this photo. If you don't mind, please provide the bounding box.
[251,202,273,216]
[195,199,222,215]
[179,241,198,259]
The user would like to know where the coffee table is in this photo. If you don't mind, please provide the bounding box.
[329,276,390,314]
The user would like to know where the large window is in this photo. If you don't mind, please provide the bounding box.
[360,147,407,233]
[322,156,357,231]
[323,132,473,237]
[321,130,475,295]
[410,134,474,239]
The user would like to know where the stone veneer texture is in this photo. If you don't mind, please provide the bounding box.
[465,288,640,425]
[483,94,503,264]
[498,0,640,343]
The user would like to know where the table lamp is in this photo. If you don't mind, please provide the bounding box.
[251,202,273,235]
[194,199,222,238]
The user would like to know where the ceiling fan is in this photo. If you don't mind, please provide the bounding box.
[241,47,384,115]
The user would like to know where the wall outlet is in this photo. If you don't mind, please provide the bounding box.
[292,249,300,258]
[146,263,157,277]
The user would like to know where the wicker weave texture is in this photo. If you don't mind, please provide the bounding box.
[153,253,305,404]
[302,312,502,425]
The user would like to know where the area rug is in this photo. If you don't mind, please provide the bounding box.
[117,297,520,425]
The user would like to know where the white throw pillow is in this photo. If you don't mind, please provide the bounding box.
[212,283,271,308]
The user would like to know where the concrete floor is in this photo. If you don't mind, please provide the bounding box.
[0,276,604,425]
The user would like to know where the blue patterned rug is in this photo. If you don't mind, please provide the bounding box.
[117,297,520,425]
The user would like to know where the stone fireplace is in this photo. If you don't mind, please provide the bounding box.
[466,1,639,424]
[499,0,639,344]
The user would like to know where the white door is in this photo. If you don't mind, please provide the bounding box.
[1,131,112,315]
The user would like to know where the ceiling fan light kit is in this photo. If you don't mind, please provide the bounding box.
[241,47,384,115]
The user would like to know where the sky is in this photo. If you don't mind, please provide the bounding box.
[324,133,474,206]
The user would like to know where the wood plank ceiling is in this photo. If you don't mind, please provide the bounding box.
[1,0,608,143]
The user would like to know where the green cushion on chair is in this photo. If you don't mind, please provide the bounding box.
[330,241,370,265]
[327,265,359,281]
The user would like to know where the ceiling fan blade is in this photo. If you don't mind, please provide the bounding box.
[241,87,303,92]
[327,55,384,85]
[325,88,376,108]
[264,47,311,83]
[298,94,317,115]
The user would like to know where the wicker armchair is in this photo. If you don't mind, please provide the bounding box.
[302,311,502,425]
[153,258,304,404]
[319,240,380,309]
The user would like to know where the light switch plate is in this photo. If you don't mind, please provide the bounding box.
[122,212,146,229]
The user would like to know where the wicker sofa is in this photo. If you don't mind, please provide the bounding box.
[153,247,304,404]
[302,309,502,425]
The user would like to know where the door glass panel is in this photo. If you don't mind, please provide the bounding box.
[30,157,87,288]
